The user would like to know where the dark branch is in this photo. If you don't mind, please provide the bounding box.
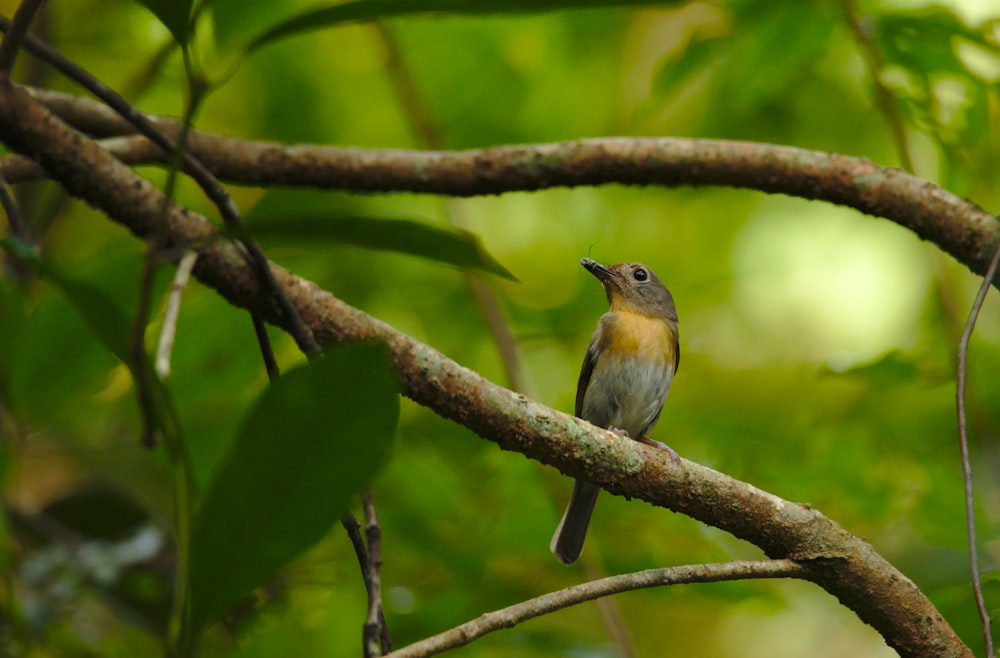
[342,496,393,658]
[342,512,369,574]
[0,0,44,73]
[0,171,27,239]
[362,491,390,656]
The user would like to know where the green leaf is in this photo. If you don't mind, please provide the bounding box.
[245,0,684,53]
[133,0,195,44]
[0,278,27,395]
[2,236,131,365]
[873,8,998,78]
[0,237,181,444]
[652,34,724,100]
[655,4,835,112]
[187,342,400,635]
[208,0,313,51]
[239,190,516,280]
[829,351,924,386]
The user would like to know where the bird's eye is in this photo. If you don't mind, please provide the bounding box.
[633,269,647,282]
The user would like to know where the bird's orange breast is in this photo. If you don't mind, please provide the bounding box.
[601,310,677,365]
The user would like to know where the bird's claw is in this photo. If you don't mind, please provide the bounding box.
[637,436,680,463]
[606,427,680,463]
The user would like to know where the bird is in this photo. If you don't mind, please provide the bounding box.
[550,257,679,565]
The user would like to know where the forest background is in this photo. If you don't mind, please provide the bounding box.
[1,0,1000,656]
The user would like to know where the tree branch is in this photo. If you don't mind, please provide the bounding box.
[390,560,807,657]
[0,80,975,657]
[0,170,27,239]
[362,491,391,657]
[956,240,1000,658]
[6,86,999,288]
[0,21,320,358]
[342,498,393,658]
[0,0,44,74]
[155,249,197,379]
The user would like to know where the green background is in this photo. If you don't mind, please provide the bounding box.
[1,0,999,655]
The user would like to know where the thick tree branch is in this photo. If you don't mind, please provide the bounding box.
[391,560,807,657]
[5,87,999,289]
[0,79,974,658]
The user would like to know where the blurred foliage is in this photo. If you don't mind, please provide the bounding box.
[188,342,399,635]
[241,189,516,280]
[1,0,1000,656]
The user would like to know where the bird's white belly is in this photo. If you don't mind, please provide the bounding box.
[581,353,674,439]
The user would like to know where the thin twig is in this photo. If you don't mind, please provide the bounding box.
[344,511,380,658]
[342,512,368,570]
[156,249,197,379]
[0,15,320,359]
[144,70,202,655]
[839,0,914,173]
[342,496,392,657]
[133,71,204,449]
[0,168,32,282]
[362,491,391,656]
[251,316,279,381]
[0,0,45,74]
[16,0,46,88]
[955,241,1000,658]
[0,171,27,239]
[389,560,807,658]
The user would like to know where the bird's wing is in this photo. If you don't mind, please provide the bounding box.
[576,338,599,418]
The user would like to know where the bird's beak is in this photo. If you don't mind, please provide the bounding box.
[581,257,618,285]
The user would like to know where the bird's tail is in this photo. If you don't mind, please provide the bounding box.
[550,480,601,565]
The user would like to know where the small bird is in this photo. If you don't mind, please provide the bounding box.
[550,257,679,565]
